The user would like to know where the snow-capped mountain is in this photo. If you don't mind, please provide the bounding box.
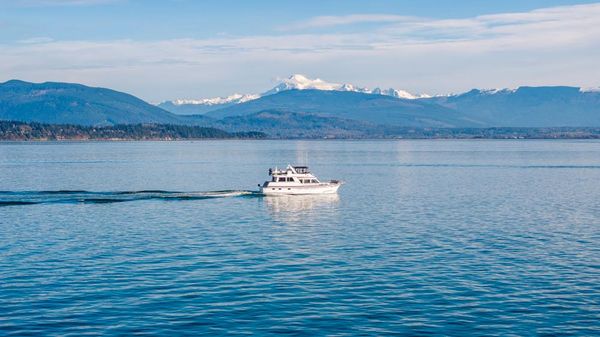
[158,74,429,115]
[262,74,372,95]
[372,87,431,100]
[171,93,260,106]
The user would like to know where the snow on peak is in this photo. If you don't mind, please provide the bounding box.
[372,88,430,100]
[263,74,348,95]
[580,87,600,93]
[264,74,424,98]
[169,93,260,106]
[479,88,517,95]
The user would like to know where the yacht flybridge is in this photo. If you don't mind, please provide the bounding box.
[259,165,342,195]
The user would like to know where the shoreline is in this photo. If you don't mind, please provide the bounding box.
[2,137,600,142]
[2,120,599,141]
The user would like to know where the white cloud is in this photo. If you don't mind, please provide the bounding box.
[13,0,119,6]
[282,14,418,30]
[1,3,599,101]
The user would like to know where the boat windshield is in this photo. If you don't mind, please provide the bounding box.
[294,166,310,174]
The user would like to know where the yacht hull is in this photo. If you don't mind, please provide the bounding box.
[260,182,341,195]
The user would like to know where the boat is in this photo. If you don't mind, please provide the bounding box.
[259,165,342,195]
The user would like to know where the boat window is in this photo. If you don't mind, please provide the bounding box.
[287,177,294,182]
[272,177,277,182]
[294,166,309,174]
[278,177,286,182]
[311,179,318,183]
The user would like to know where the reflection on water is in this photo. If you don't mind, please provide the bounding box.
[264,194,340,224]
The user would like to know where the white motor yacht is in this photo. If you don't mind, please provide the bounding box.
[259,165,342,195]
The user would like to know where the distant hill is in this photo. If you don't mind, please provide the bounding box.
[426,87,600,127]
[214,110,386,138]
[206,89,481,127]
[0,80,181,126]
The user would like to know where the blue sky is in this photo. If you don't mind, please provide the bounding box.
[1,0,599,101]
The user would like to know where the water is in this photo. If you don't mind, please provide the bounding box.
[1,140,599,336]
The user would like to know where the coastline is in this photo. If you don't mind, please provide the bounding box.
[1,120,599,141]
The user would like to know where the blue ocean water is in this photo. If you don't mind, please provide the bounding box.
[1,140,599,336]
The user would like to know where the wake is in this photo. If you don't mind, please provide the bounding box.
[0,189,261,207]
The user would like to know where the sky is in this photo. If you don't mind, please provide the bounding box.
[1,0,599,102]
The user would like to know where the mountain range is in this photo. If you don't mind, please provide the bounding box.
[158,74,430,115]
[204,89,472,127]
[425,87,600,127]
[1,76,600,138]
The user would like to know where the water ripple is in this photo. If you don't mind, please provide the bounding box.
[1,140,599,335]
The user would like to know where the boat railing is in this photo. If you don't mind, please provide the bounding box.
[293,166,310,174]
[269,166,311,176]
[269,168,288,176]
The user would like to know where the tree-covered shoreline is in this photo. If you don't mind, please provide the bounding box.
[0,121,266,141]
[1,120,600,140]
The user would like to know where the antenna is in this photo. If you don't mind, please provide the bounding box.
[295,143,310,167]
